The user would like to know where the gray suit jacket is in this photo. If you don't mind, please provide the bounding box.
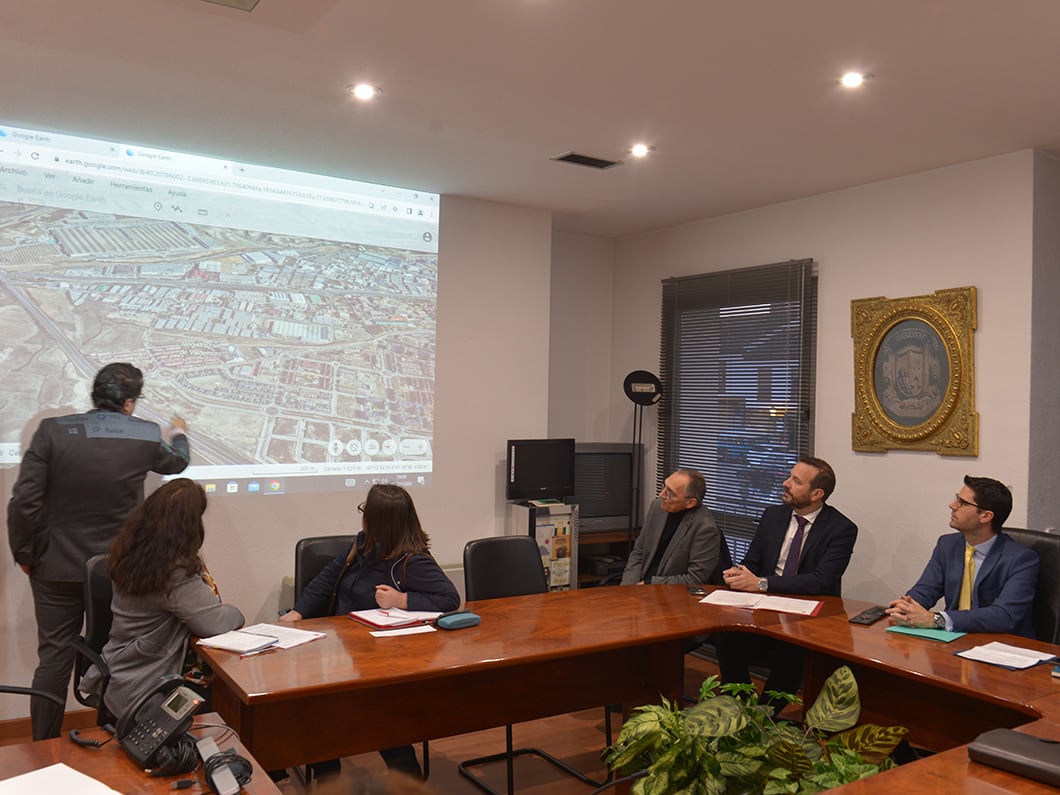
[7,410,190,580]
[621,502,721,585]
[81,571,244,718]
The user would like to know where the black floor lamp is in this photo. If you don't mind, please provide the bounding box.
[622,370,663,549]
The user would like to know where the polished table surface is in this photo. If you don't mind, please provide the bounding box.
[0,712,280,793]
[199,585,1060,790]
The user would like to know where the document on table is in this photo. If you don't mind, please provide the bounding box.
[197,622,324,655]
[956,641,1058,670]
[197,628,280,654]
[699,590,821,616]
[369,624,438,638]
[241,622,325,649]
[0,762,120,794]
[348,608,442,629]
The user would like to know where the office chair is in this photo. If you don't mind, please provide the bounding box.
[459,535,607,795]
[293,534,356,601]
[71,553,115,727]
[292,534,431,781]
[0,685,66,707]
[1004,527,1060,644]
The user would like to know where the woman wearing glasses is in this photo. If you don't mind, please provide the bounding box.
[280,483,459,777]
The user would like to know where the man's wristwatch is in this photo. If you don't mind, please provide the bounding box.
[933,612,945,630]
[758,578,768,592]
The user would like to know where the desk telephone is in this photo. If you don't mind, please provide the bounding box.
[115,674,202,771]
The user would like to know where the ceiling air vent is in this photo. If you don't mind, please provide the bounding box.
[551,152,622,170]
[201,0,262,10]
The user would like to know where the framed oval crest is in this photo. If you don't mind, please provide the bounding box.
[851,286,978,455]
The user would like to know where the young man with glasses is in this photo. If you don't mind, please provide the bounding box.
[620,468,722,586]
[886,475,1039,637]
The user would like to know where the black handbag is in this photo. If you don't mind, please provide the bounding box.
[968,728,1060,787]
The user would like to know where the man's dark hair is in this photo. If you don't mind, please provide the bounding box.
[799,456,836,500]
[676,468,706,506]
[91,363,144,412]
[964,475,1012,532]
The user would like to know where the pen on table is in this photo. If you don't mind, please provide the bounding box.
[240,646,279,659]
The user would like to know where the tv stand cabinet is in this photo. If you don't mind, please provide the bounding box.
[577,528,639,586]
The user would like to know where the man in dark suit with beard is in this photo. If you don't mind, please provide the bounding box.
[7,362,191,739]
[716,455,858,711]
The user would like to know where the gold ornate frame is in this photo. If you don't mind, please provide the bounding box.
[851,286,978,455]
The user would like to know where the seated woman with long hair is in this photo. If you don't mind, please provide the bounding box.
[280,483,459,777]
[81,478,244,719]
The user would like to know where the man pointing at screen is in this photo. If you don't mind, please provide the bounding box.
[7,362,191,739]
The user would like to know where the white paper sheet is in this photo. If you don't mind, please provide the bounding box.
[699,590,820,615]
[956,641,1057,669]
[240,622,325,649]
[0,763,120,794]
[369,624,438,637]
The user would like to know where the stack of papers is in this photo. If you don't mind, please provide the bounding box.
[348,608,442,629]
[699,590,821,616]
[198,622,325,656]
[956,641,1058,670]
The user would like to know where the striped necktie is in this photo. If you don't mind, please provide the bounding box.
[958,544,974,610]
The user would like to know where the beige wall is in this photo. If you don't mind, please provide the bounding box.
[552,150,1041,605]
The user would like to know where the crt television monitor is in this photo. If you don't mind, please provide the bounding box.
[572,442,641,533]
[505,438,576,501]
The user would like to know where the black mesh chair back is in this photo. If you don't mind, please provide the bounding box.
[72,553,114,725]
[459,534,604,795]
[294,535,356,601]
[1004,527,1060,643]
[463,536,548,602]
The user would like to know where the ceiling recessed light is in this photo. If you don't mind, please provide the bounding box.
[348,83,381,101]
[630,143,654,158]
[838,72,871,89]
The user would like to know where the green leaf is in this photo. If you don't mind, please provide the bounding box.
[642,768,669,795]
[683,695,750,737]
[829,724,908,761]
[697,674,721,703]
[763,778,800,795]
[805,666,861,733]
[766,737,814,778]
[715,749,765,778]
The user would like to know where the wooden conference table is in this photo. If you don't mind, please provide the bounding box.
[199,586,1060,790]
[0,713,280,793]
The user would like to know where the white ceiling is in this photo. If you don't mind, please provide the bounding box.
[2,0,1059,239]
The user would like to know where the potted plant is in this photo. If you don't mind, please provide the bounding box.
[605,665,907,794]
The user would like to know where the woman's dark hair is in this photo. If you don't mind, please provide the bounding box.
[91,362,144,412]
[360,484,431,560]
[109,478,208,596]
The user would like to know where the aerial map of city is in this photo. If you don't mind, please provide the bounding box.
[0,200,436,482]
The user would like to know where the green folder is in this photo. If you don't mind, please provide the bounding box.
[886,625,966,643]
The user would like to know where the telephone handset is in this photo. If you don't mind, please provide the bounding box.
[115,674,203,770]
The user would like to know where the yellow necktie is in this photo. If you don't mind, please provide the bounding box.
[958,544,974,610]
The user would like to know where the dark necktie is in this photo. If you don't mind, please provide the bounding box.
[782,516,808,577]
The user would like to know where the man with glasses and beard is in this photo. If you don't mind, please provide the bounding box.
[886,476,1038,637]
[716,456,857,713]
